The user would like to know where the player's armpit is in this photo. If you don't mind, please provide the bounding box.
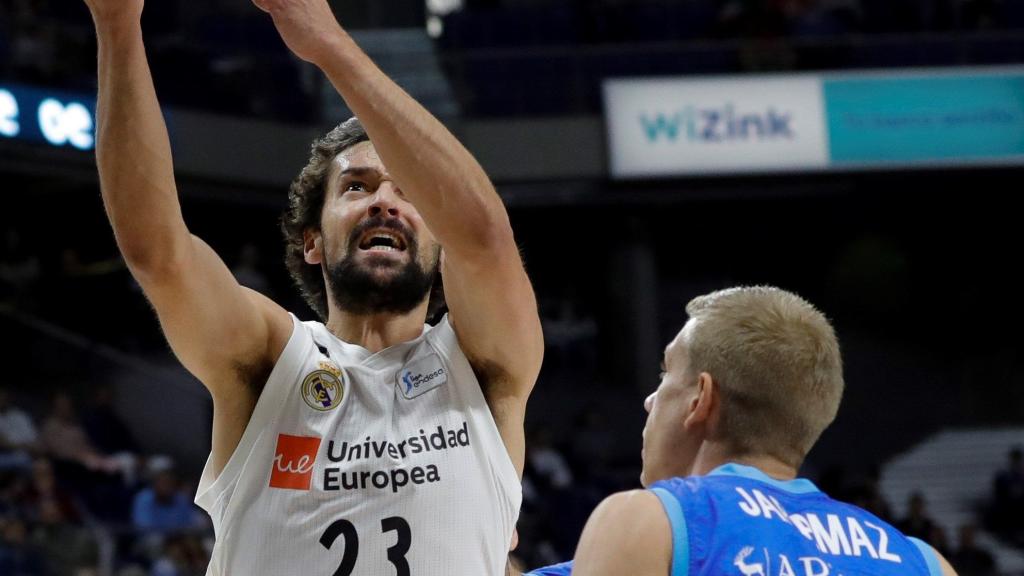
[572,490,673,576]
[443,248,543,399]
[441,245,542,476]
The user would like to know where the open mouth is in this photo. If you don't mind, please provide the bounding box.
[357,228,408,253]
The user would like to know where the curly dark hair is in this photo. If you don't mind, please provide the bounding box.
[281,117,445,321]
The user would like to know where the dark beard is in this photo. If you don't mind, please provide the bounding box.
[325,218,437,316]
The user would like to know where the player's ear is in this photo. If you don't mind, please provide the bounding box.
[304,229,323,265]
[684,372,716,430]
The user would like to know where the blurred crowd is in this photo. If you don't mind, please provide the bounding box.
[0,385,209,576]
[3,213,1024,573]
[4,0,1024,120]
[2,345,1019,574]
[447,0,1024,47]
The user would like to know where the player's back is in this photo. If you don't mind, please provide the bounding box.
[649,464,942,576]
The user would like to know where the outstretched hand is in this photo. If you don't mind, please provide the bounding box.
[252,0,345,66]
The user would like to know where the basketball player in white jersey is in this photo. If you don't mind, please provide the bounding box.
[82,0,543,573]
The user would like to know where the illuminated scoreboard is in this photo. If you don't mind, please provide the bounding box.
[0,83,96,151]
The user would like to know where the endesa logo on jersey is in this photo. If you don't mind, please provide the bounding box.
[397,354,448,399]
[270,434,321,490]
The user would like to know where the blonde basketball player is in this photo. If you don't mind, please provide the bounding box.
[82,0,543,573]
[528,287,958,576]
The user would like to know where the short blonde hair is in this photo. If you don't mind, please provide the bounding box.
[684,286,844,466]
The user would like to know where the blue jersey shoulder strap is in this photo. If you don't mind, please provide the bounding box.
[651,464,935,576]
[651,487,690,576]
[909,538,943,576]
[524,560,574,576]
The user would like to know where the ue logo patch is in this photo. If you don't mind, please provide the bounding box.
[397,354,448,399]
[269,434,320,490]
[301,363,345,412]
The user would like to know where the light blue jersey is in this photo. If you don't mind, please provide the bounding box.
[525,560,574,576]
[527,463,943,576]
[650,463,942,576]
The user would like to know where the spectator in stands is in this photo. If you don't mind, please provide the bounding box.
[0,468,30,519]
[847,464,894,523]
[132,466,203,536]
[150,532,209,576]
[41,391,129,476]
[991,446,1024,542]
[29,497,99,576]
[41,391,137,522]
[528,427,574,492]
[82,384,139,457]
[0,386,39,471]
[897,491,937,541]
[0,516,46,575]
[951,523,996,576]
[23,457,82,524]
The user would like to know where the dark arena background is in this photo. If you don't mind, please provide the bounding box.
[2,0,1024,574]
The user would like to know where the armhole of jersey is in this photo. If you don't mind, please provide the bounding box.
[427,315,521,478]
[909,537,943,576]
[651,487,690,576]
[195,313,308,511]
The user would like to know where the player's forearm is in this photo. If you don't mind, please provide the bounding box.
[93,20,190,274]
[316,32,515,259]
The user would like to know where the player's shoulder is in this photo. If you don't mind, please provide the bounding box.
[573,490,671,574]
[595,489,665,519]
[906,537,960,576]
[596,490,673,539]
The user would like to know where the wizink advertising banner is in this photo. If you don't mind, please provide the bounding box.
[0,83,96,151]
[604,68,1024,178]
[604,76,830,177]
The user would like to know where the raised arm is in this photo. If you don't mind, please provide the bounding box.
[85,0,291,472]
[254,0,544,470]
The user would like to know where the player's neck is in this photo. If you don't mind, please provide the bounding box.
[691,444,799,481]
[325,303,430,353]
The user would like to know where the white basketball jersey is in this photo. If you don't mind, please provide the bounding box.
[195,314,522,575]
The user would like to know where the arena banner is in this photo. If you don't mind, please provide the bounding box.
[604,67,1024,178]
[0,83,97,151]
[824,70,1024,167]
[603,75,830,177]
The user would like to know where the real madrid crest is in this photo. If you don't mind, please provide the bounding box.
[301,361,345,412]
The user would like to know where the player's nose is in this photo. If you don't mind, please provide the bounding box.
[644,392,657,413]
[367,182,407,219]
